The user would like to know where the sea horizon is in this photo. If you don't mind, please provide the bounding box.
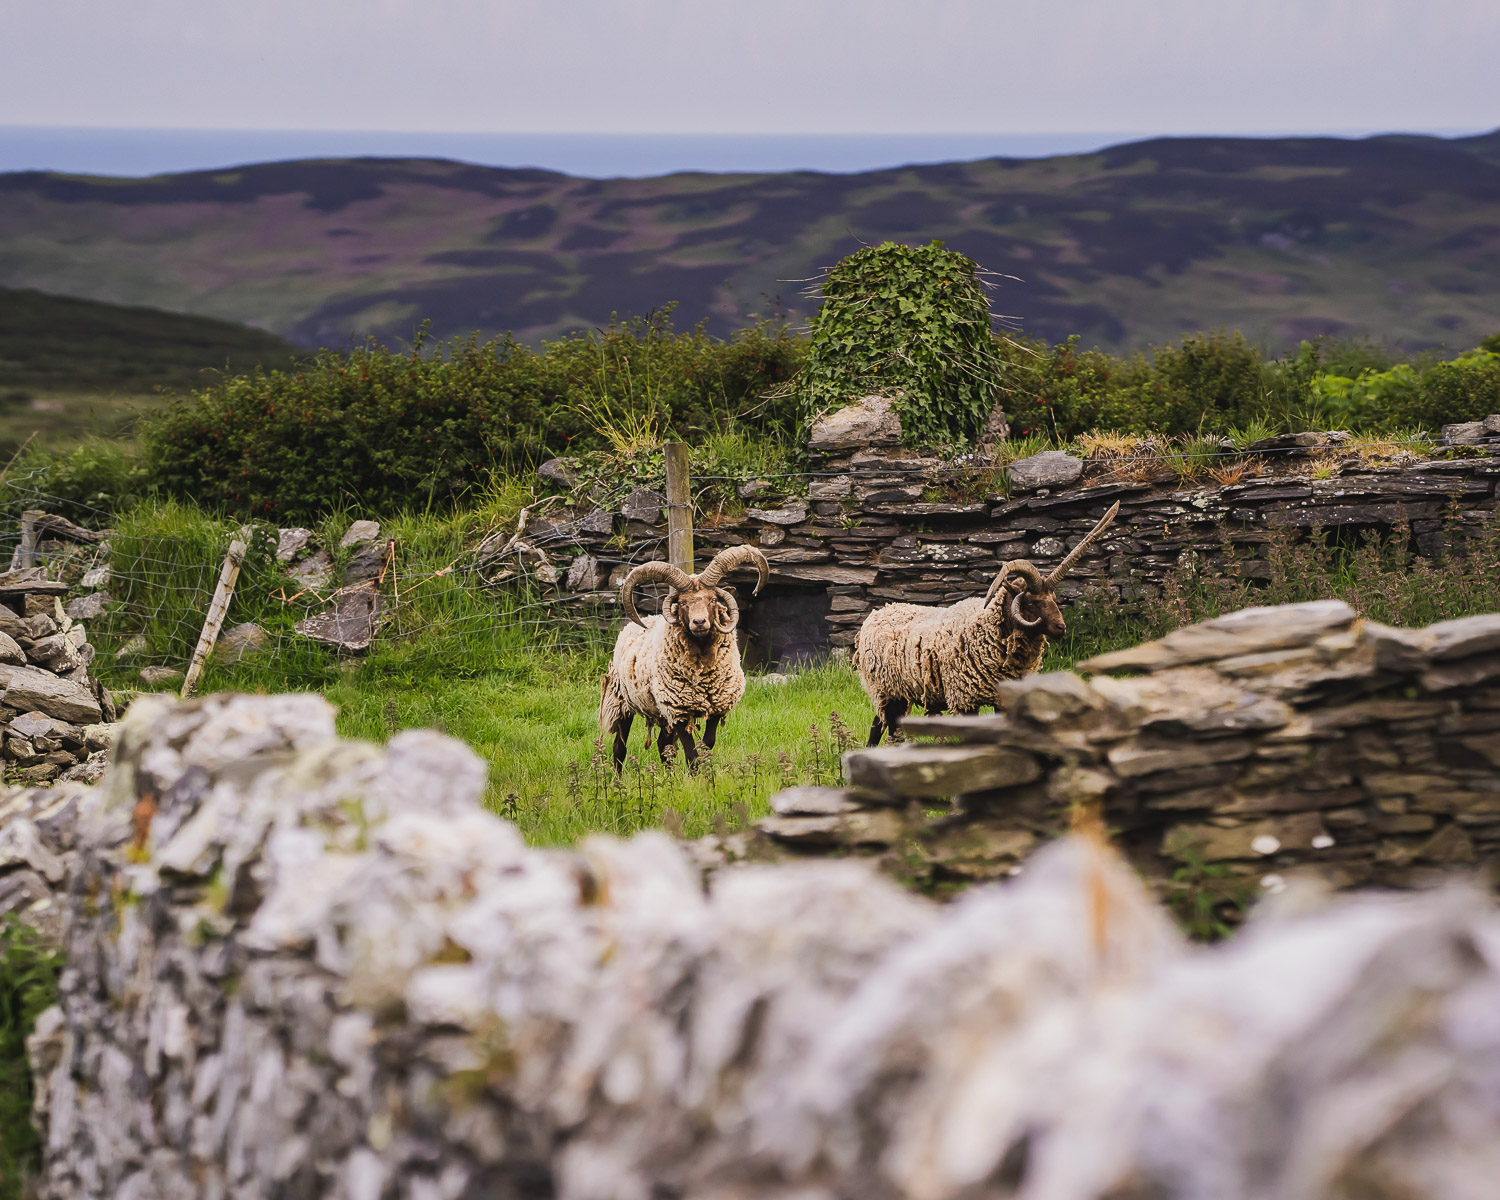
[2,125,1488,180]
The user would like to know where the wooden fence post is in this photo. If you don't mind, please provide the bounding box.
[181,532,248,698]
[10,509,41,570]
[664,441,694,575]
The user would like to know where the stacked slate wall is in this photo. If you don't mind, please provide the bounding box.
[537,449,1500,664]
[757,601,1500,906]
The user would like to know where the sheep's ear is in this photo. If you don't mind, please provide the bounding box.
[661,594,681,625]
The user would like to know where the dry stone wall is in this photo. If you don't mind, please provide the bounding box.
[535,438,1500,663]
[10,689,1500,1199]
[759,601,1500,906]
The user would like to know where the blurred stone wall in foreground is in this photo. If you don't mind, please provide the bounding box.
[5,639,1500,1198]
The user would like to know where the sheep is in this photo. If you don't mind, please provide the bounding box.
[599,544,771,772]
[855,502,1119,745]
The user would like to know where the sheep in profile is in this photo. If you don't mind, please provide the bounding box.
[855,502,1118,745]
[599,544,771,771]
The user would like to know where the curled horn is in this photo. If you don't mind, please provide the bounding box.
[1046,501,1121,586]
[697,544,771,594]
[1010,589,1042,630]
[985,560,1044,606]
[712,587,740,633]
[620,560,694,627]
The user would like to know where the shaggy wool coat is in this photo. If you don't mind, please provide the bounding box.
[855,598,1047,715]
[599,614,746,735]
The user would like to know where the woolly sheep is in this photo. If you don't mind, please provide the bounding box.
[599,544,771,771]
[855,502,1119,745]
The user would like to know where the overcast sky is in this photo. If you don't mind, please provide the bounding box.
[2,0,1497,137]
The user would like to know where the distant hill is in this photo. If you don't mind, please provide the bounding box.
[0,285,304,393]
[1,130,1498,354]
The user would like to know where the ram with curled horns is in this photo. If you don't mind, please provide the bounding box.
[855,502,1119,745]
[599,544,771,771]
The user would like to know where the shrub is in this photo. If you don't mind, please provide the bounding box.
[141,312,805,521]
[796,241,1003,447]
[1006,331,1275,438]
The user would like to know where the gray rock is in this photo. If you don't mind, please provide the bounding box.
[758,526,787,547]
[64,591,110,621]
[809,394,904,452]
[737,479,774,500]
[276,526,314,562]
[1008,450,1084,491]
[24,632,82,672]
[537,457,580,487]
[79,564,109,589]
[0,666,102,723]
[115,634,148,663]
[287,548,334,589]
[607,563,631,589]
[294,582,385,651]
[622,487,666,525]
[578,507,614,537]
[980,403,1011,446]
[769,785,860,815]
[0,630,23,666]
[138,665,184,689]
[215,622,271,664]
[342,541,389,583]
[9,711,82,744]
[567,553,604,592]
[339,519,381,549]
[747,501,809,526]
[1440,414,1500,445]
[757,672,790,686]
[845,743,1044,799]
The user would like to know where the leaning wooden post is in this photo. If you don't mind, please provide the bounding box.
[664,440,694,574]
[181,531,248,698]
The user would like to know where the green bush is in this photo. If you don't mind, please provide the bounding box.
[796,241,1003,447]
[1,919,61,1200]
[141,312,805,521]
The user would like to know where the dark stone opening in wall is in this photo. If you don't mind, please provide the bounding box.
[740,586,832,670]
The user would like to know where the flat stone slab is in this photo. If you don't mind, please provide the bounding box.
[747,502,809,526]
[295,583,385,651]
[769,786,864,816]
[808,394,903,453]
[1081,600,1357,673]
[0,665,101,724]
[0,569,68,597]
[845,744,1043,799]
[1007,450,1084,492]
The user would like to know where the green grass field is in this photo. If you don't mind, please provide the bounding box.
[326,657,869,843]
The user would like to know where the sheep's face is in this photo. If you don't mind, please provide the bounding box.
[1016,586,1067,639]
[664,583,735,643]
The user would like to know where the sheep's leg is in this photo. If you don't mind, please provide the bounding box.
[868,698,909,747]
[925,704,946,716]
[678,726,701,770]
[703,714,723,750]
[612,713,634,774]
[656,725,676,765]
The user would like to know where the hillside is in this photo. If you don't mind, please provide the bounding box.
[1,131,1498,354]
[0,285,304,392]
[0,286,304,450]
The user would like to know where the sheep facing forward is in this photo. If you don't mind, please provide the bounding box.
[855,502,1119,745]
[599,544,771,771]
